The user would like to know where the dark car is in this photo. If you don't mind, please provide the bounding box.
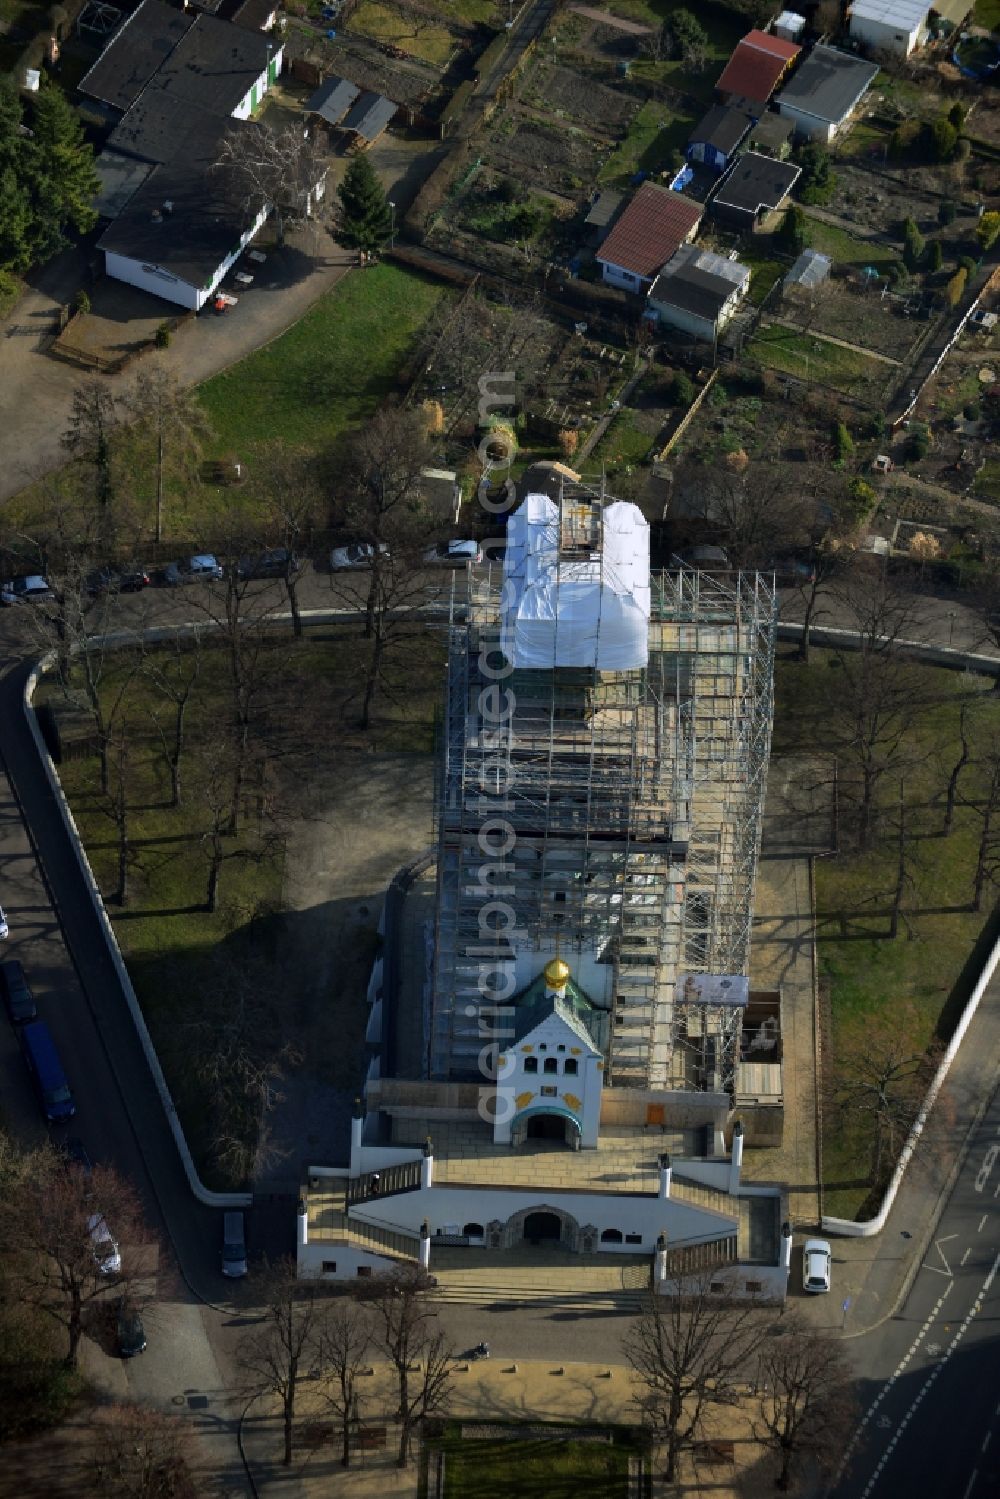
[116,1299,146,1357]
[0,957,36,1024]
[235,548,300,580]
[86,565,151,597]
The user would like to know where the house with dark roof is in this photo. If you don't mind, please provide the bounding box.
[708,152,801,233]
[646,244,751,342]
[716,28,801,114]
[79,0,292,309]
[596,182,702,293]
[685,104,753,174]
[776,44,879,142]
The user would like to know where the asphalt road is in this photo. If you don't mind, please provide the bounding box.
[833,1083,1000,1499]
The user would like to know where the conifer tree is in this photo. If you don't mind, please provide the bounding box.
[335,154,393,255]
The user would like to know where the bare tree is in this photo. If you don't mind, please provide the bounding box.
[754,1314,858,1492]
[5,1158,149,1368]
[93,1402,198,1499]
[672,460,813,570]
[961,746,1000,912]
[257,450,323,639]
[833,1007,941,1190]
[125,363,213,543]
[101,711,132,906]
[941,697,973,836]
[61,378,119,519]
[363,1267,453,1467]
[236,1259,325,1466]
[888,781,920,941]
[143,634,204,808]
[214,121,327,247]
[317,1298,372,1468]
[624,1272,770,1484]
[826,572,931,849]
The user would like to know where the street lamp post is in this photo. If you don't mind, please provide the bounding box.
[388,200,395,251]
[948,610,957,648]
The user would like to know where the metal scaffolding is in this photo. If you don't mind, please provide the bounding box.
[428,481,776,1092]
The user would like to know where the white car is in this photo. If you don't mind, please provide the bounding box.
[423,540,483,567]
[802,1238,831,1294]
[329,541,389,570]
[88,1213,122,1276]
[0,575,52,606]
[0,906,7,940]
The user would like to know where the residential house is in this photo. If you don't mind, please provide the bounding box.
[848,0,970,57]
[646,244,751,342]
[708,153,801,234]
[80,0,298,309]
[686,103,753,174]
[715,28,801,115]
[229,0,280,30]
[776,44,879,142]
[746,112,794,159]
[596,182,702,293]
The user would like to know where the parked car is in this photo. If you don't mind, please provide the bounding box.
[329,541,389,571]
[160,554,224,585]
[221,1210,247,1278]
[0,905,7,940]
[85,565,151,596]
[0,957,36,1024]
[235,548,300,580]
[802,1238,832,1294]
[1,575,52,606]
[20,1020,75,1121]
[88,1213,122,1276]
[116,1298,146,1356]
[422,540,483,567]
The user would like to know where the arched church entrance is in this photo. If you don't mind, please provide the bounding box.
[523,1211,562,1245]
[526,1113,566,1142]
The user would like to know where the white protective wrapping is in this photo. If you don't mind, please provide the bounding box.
[501,495,651,670]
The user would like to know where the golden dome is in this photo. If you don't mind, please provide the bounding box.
[544,957,571,989]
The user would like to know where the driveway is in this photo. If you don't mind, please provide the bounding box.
[0,132,443,507]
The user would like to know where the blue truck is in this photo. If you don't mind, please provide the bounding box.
[20,1020,76,1123]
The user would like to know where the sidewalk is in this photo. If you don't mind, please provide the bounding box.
[796,971,1000,1338]
[241,1359,776,1499]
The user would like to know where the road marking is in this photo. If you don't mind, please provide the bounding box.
[923,1234,957,1277]
[962,1471,978,1499]
[980,1214,989,1233]
[975,1145,998,1193]
[852,1256,999,1498]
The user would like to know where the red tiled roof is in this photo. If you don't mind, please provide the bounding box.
[596,183,702,280]
[716,29,801,104]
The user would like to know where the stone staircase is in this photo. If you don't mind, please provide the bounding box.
[667,1172,737,1220]
[427,1248,652,1312]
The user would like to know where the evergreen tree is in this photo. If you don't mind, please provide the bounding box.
[926,239,943,273]
[336,155,393,256]
[0,78,97,272]
[780,204,807,254]
[902,217,924,273]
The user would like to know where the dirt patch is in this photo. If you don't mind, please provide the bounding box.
[484,117,607,193]
[783,280,925,363]
[519,58,641,136]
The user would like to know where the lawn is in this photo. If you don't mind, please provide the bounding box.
[45,625,443,1187]
[588,406,656,472]
[802,215,901,273]
[597,99,697,186]
[973,456,1000,502]
[197,264,447,456]
[733,238,787,306]
[747,324,886,392]
[426,1426,638,1497]
[774,652,1000,1219]
[347,1,458,66]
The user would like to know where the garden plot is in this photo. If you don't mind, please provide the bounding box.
[823,160,965,238]
[781,280,924,364]
[517,58,640,136]
[484,116,607,194]
[305,29,440,107]
[346,0,463,68]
